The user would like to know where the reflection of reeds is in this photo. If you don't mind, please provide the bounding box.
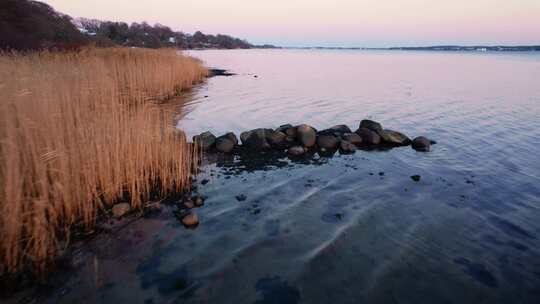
[0,48,207,273]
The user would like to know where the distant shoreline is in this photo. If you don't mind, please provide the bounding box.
[276,45,540,52]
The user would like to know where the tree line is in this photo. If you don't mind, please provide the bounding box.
[1,0,263,51]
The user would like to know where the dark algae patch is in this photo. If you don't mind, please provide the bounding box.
[454,257,499,288]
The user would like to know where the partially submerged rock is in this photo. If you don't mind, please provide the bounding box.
[181,212,199,227]
[193,131,216,151]
[215,133,235,153]
[297,124,317,147]
[356,128,381,145]
[317,134,340,149]
[342,133,362,146]
[241,128,272,150]
[379,130,411,146]
[288,146,306,156]
[359,119,383,134]
[339,140,357,153]
[112,203,131,218]
[267,131,287,147]
[412,136,431,152]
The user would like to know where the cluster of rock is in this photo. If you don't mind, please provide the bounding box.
[175,196,205,228]
[193,119,434,156]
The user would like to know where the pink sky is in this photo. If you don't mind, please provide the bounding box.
[43,0,540,47]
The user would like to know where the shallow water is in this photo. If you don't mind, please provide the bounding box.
[10,50,540,303]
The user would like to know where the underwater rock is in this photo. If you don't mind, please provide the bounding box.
[194,196,205,207]
[411,175,421,182]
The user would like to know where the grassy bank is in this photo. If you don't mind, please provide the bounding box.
[0,48,207,273]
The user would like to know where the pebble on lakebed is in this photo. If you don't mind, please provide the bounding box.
[192,119,436,156]
[181,213,199,228]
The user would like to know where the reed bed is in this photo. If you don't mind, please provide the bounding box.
[0,48,207,273]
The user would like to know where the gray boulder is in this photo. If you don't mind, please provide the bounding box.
[193,131,216,151]
[342,133,363,146]
[356,128,381,145]
[359,119,383,134]
[412,136,431,152]
[317,135,340,149]
[379,130,411,146]
[297,124,317,147]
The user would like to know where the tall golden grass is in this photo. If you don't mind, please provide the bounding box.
[0,48,207,273]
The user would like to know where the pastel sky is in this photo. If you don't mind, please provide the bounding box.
[43,0,540,47]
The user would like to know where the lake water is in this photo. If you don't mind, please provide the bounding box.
[10,50,540,303]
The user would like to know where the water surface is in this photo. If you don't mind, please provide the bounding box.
[12,50,540,303]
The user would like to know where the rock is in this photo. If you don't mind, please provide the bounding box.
[359,119,383,134]
[194,196,205,207]
[296,124,317,147]
[356,128,381,145]
[221,132,238,145]
[276,124,293,133]
[329,124,352,134]
[412,136,431,152]
[181,212,199,227]
[235,194,247,201]
[430,139,437,145]
[193,131,216,151]
[339,140,357,153]
[112,203,131,218]
[240,131,251,144]
[379,129,411,146]
[242,128,272,150]
[215,137,235,153]
[267,131,287,147]
[183,200,195,209]
[288,146,306,156]
[411,175,421,182]
[317,135,340,149]
[342,133,363,146]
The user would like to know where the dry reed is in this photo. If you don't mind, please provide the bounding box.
[0,47,207,273]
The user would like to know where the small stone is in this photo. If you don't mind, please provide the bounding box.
[342,133,363,145]
[193,131,216,151]
[236,194,247,201]
[359,119,383,133]
[317,135,340,149]
[297,124,317,147]
[112,203,131,218]
[411,175,421,182]
[339,140,357,153]
[356,128,381,145]
[181,213,199,227]
[201,179,209,185]
[184,200,195,209]
[412,136,431,152]
[194,196,205,207]
[288,146,306,156]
